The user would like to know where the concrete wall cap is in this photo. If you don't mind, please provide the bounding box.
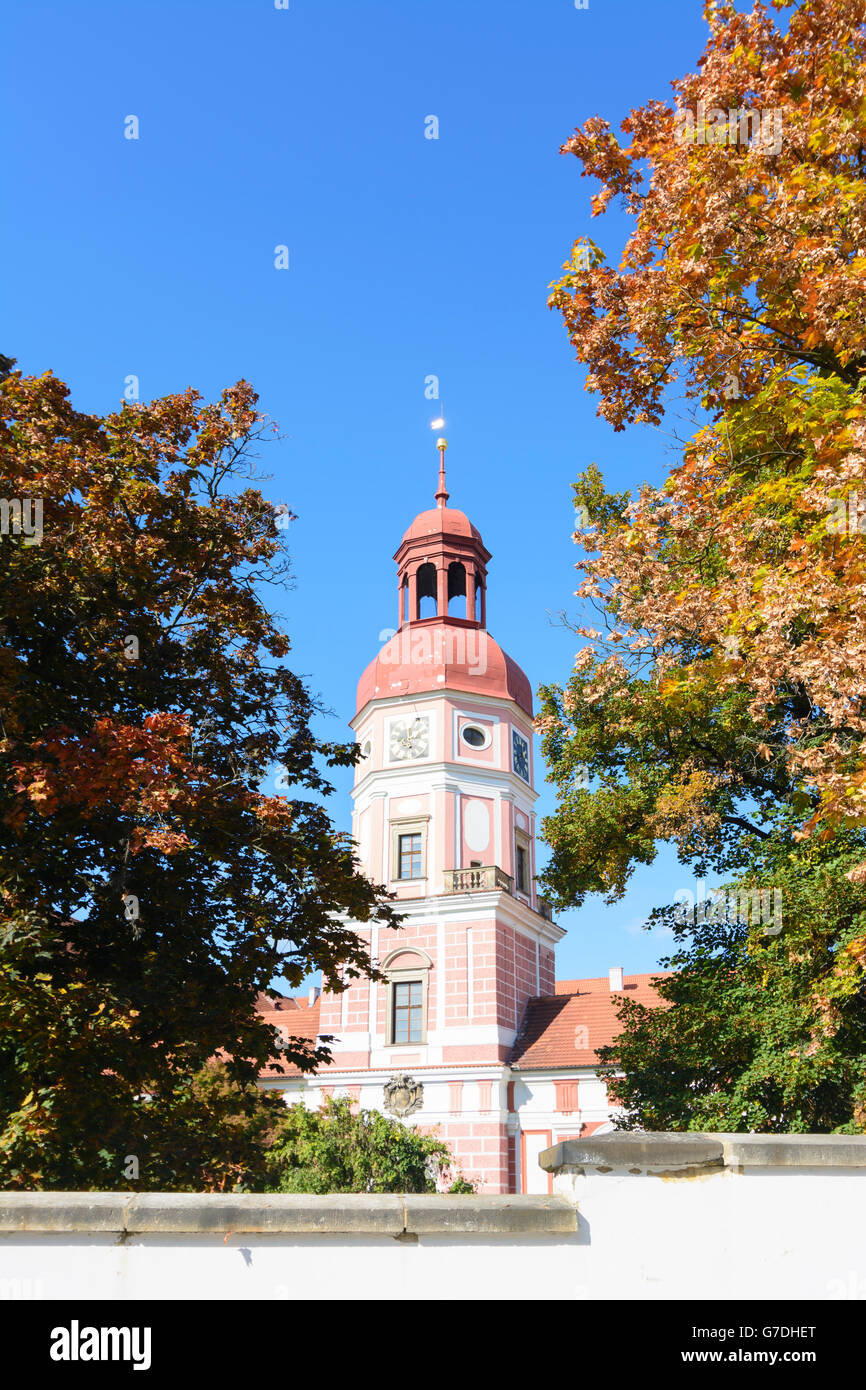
[541,1131,866,1174]
[125,1193,405,1235]
[401,1194,576,1235]
[540,1133,724,1173]
[717,1133,866,1168]
[0,1192,576,1236]
[0,1193,131,1232]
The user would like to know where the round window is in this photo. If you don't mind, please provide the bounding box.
[361,739,372,758]
[461,725,487,749]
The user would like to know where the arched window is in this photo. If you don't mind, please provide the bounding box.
[447,560,467,618]
[382,948,432,1047]
[416,562,437,619]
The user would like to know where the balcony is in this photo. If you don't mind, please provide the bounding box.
[441,867,556,922]
[443,865,513,894]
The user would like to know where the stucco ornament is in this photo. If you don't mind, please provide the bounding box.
[383,1074,424,1118]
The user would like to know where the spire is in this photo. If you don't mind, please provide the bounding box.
[435,437,449,508]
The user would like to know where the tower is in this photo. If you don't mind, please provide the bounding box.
[314,441,565,1191]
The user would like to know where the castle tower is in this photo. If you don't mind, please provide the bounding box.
[314,441,564,1192]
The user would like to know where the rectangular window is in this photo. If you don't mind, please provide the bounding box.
[393,980,423,1043]
[515,845,527,893]
[398,833,422,879]
[390,817,428,883]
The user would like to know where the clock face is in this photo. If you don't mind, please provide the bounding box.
[512,729,530,782]
[389,715,431,761]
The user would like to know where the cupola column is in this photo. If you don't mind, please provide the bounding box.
[467,571,477,623]
[408,566,419,623]
[436,564,448,618]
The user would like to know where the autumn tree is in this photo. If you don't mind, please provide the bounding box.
[0,367,399,1190]
[539,0,866,1125]
[547,0,866,835]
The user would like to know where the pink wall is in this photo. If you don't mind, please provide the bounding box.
[459,794,494,869]
[433,1120,511,1193]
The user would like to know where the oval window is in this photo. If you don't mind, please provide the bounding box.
[361,739,372,758]
[461,725,487,749]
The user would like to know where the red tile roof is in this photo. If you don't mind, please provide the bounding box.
[255,991,316,1012]
[510,972,671,1070]
[255,974,671,1079]
[257,993,322,1078]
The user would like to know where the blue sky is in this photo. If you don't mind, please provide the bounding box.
[3,0,722,980]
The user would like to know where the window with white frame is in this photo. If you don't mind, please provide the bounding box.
[514,827,531,896]
[390,817,428,882]
[383,950,431,1046]
[392,979,424,1043]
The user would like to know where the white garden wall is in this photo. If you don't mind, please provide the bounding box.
[0,1134,863,1301]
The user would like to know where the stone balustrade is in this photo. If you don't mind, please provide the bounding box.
[442,865,512,894]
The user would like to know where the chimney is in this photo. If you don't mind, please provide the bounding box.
[308,985,321,1006]
[609,966,624,992]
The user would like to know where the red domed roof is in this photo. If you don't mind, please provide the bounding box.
[356,619,533,717]
[401,507,482,544]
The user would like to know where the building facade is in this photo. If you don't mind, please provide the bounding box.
[260,445,665,1192]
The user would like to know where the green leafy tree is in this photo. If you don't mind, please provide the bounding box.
[0,369,399,1190]
[600,835,866,1132]
[265,1096,465,1194]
